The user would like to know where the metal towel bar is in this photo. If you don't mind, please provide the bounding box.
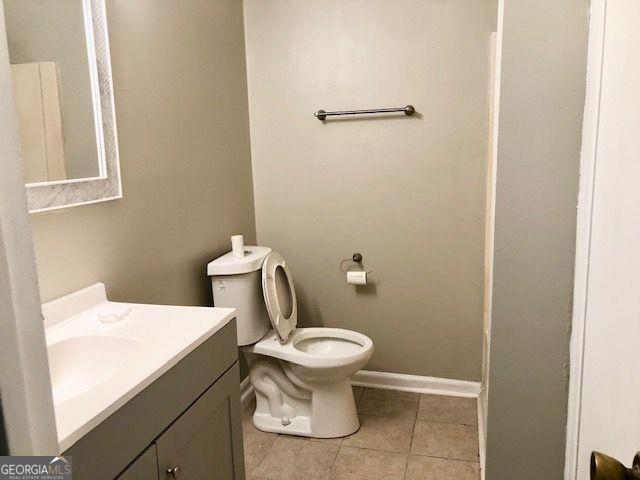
[314,105,415,121]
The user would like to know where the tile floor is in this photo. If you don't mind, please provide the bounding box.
[242,387,481,480]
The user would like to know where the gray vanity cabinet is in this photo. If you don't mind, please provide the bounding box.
[65,320,245,480]
[155,365,244,479]
[116,446,158,480]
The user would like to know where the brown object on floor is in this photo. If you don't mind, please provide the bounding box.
[591,452,640,480]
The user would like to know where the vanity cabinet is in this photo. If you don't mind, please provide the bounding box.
[65,320,245,480]
[155,366,242,480]
[116,446,158,480]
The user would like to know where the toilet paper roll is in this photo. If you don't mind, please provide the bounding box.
[231,235,244,258]
[347,270,367,285]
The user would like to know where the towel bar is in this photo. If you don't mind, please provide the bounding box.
[314,105,415,121]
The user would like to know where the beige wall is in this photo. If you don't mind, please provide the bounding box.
[485,0,588,477]
[31,0,256,306]
[244,0,495,380]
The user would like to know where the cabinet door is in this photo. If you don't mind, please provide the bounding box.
[156,363,245,480]
[116,445,159,480]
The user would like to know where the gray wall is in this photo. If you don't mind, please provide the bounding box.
[485,0,589,478]
[244,0,496,380]
[31,0,256,306]
[4,0,99,179]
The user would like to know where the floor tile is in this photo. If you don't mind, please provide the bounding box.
[417,395,478,425]
[405,455,480,480]
[329,446,408,480]
[242,409,278,476]
[243,429,277,477]
[308,436,344,446]
[242,390,482,479]
[358,388,419,418]
[342,414,414,453]
[253,436,339,480]
[285,433,343,447]
[411,421,479,462]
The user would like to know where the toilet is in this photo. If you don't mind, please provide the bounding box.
[208,246,373,438]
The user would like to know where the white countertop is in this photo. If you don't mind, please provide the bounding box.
[42,283,236,451]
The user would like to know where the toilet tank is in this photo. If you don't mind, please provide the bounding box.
[207,246,272,346]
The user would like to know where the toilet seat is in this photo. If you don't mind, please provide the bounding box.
[258,252,374,367]
[262,252,298,343]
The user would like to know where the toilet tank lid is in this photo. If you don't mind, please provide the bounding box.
[207,246,272,276]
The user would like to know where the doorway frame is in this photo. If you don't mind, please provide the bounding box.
[0,2,59,454]
[564,0,607,477]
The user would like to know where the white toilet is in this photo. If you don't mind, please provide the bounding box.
[208,246,373,438]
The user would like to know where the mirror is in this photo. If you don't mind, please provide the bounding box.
[5,0,100,183]
[3,0,121,212]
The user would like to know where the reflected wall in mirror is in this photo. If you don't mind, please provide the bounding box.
[4,0,121,213]
[5,0,101,183]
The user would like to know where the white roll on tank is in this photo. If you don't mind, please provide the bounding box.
[207,246,272,346]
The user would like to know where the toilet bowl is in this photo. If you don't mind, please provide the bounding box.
[208,247,374,438]
[245,327,373,437]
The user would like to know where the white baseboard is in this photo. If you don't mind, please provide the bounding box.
[240,369,482,405]
[477,393,487,478]
[351,370,482,398]
[240,376,254,404]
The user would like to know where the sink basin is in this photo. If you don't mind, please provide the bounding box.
[47,335,144,404]
[42,283,236,451]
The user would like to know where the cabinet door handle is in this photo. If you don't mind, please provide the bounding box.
[166,465,182,479]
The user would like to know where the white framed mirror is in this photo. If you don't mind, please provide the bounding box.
[4,0,121,213]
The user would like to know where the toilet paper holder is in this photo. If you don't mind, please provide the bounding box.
[340,253,363,272]
[339,253,372,275]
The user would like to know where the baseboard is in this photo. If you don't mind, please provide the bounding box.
[240,376,254,404]
[240,370,482,405]
[477,393,487,478]
[351,370,482,398]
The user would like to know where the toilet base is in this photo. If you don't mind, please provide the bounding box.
[247,353,361,438]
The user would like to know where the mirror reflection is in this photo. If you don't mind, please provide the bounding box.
[5,0,101,183]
